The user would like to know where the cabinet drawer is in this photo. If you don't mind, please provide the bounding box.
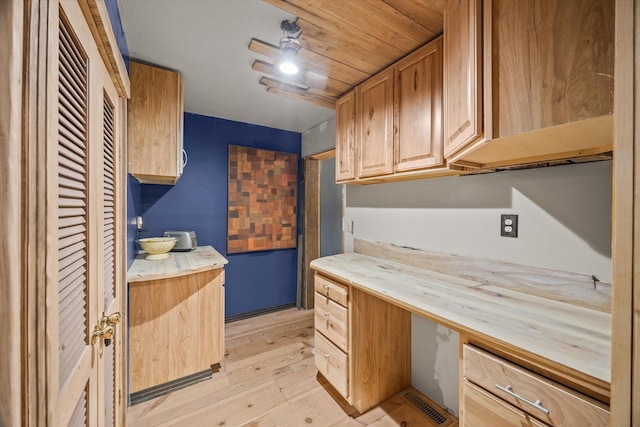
[462,381,549,427]
[463,345,609,426]
[315,274,348,307]
[315,331,348,399]
[314,292,348,352]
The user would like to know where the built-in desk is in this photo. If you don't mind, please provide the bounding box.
[310,239,611,424]
[127,246,228,402]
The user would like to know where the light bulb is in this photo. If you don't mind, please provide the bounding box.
[279,60,299,75]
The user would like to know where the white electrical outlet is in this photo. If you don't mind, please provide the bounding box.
[500,214,518,238]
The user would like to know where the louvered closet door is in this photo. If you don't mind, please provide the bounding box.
[101,62,123,427]
[53,2,123,426]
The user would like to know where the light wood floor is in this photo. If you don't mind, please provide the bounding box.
[127,308,457,426]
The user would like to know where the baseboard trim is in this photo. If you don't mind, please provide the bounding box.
[130,369,213,405]
[225,302,297,323]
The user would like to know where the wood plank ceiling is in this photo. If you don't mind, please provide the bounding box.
[250,0,447,109]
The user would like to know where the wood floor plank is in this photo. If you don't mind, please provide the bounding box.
[225,341,313,386]
[225,317,314,363]
[274,358,319,401]
[128,308,457,427]
[241,414,277,426]
[126,369,232,425]
[268,386,353,426]
[329,418,367,427]
[158,381,287,427]
[354,394,407,425]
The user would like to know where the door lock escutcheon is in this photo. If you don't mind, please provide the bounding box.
[91,311,120,346]
[92,324,114,346]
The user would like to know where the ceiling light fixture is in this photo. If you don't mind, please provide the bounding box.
[278,19,301,75]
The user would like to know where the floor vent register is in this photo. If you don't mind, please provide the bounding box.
[403,391,449,425]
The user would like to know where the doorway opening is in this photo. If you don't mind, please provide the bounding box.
[299,149,343,309]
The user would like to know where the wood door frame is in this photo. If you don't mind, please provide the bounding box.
[612,0,636,424]
[302,158,320,309]
[1,1,28,425]
[0,1,53,425]
[302,149,337,309]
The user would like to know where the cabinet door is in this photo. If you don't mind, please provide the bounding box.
[357,68,394,178]
[443,0,483,158]
[395,38,443,172]
[129,269,224,393]
[128,62,184,184]
[335,91,357,182]
[462,381,549,427]
[490,0,614,138]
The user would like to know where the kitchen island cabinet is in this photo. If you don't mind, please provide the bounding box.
[127,246,228,399]
[311,239,611,424]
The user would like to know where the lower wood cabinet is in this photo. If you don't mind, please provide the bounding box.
[315,330,349,398]
[462,381,549,427]
[315,291,348,351]
[313,274,411,413]
[129,268,225,393]
[462,344,609,426]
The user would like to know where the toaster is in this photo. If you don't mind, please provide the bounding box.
[163,230,197,252]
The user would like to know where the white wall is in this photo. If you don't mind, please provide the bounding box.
[344,160,612,416]
[301,117,336,157]
[345,161,612,280]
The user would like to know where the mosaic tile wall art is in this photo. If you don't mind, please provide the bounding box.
[227,145,298,253]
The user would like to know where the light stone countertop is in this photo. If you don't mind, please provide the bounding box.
[127,245,228,283]
[310,249,611,387]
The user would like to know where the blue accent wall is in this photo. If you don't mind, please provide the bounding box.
[103,2,301,314]
[105,0,129,71]
[139,113,302,317]
[126,176,141,269]
[103,0,139,269]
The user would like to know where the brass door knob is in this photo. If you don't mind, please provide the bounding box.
[91,324,115,345]
[102,312,120,326]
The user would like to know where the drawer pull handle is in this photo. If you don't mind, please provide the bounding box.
[324,353,330,359]
[495,385,549,415]
[324,312,330,317]
[323,284,330,290]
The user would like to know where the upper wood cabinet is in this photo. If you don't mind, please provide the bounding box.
[490,0,613,138]
[444,0,614,169]
[443,0,483,158]
[128,61,184,184]
[336,37,453,184]
[335,90,357,182]
[395,38,444,172]
[357,67,395,179]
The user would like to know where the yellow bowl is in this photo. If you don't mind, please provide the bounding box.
[138,237,177,260]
